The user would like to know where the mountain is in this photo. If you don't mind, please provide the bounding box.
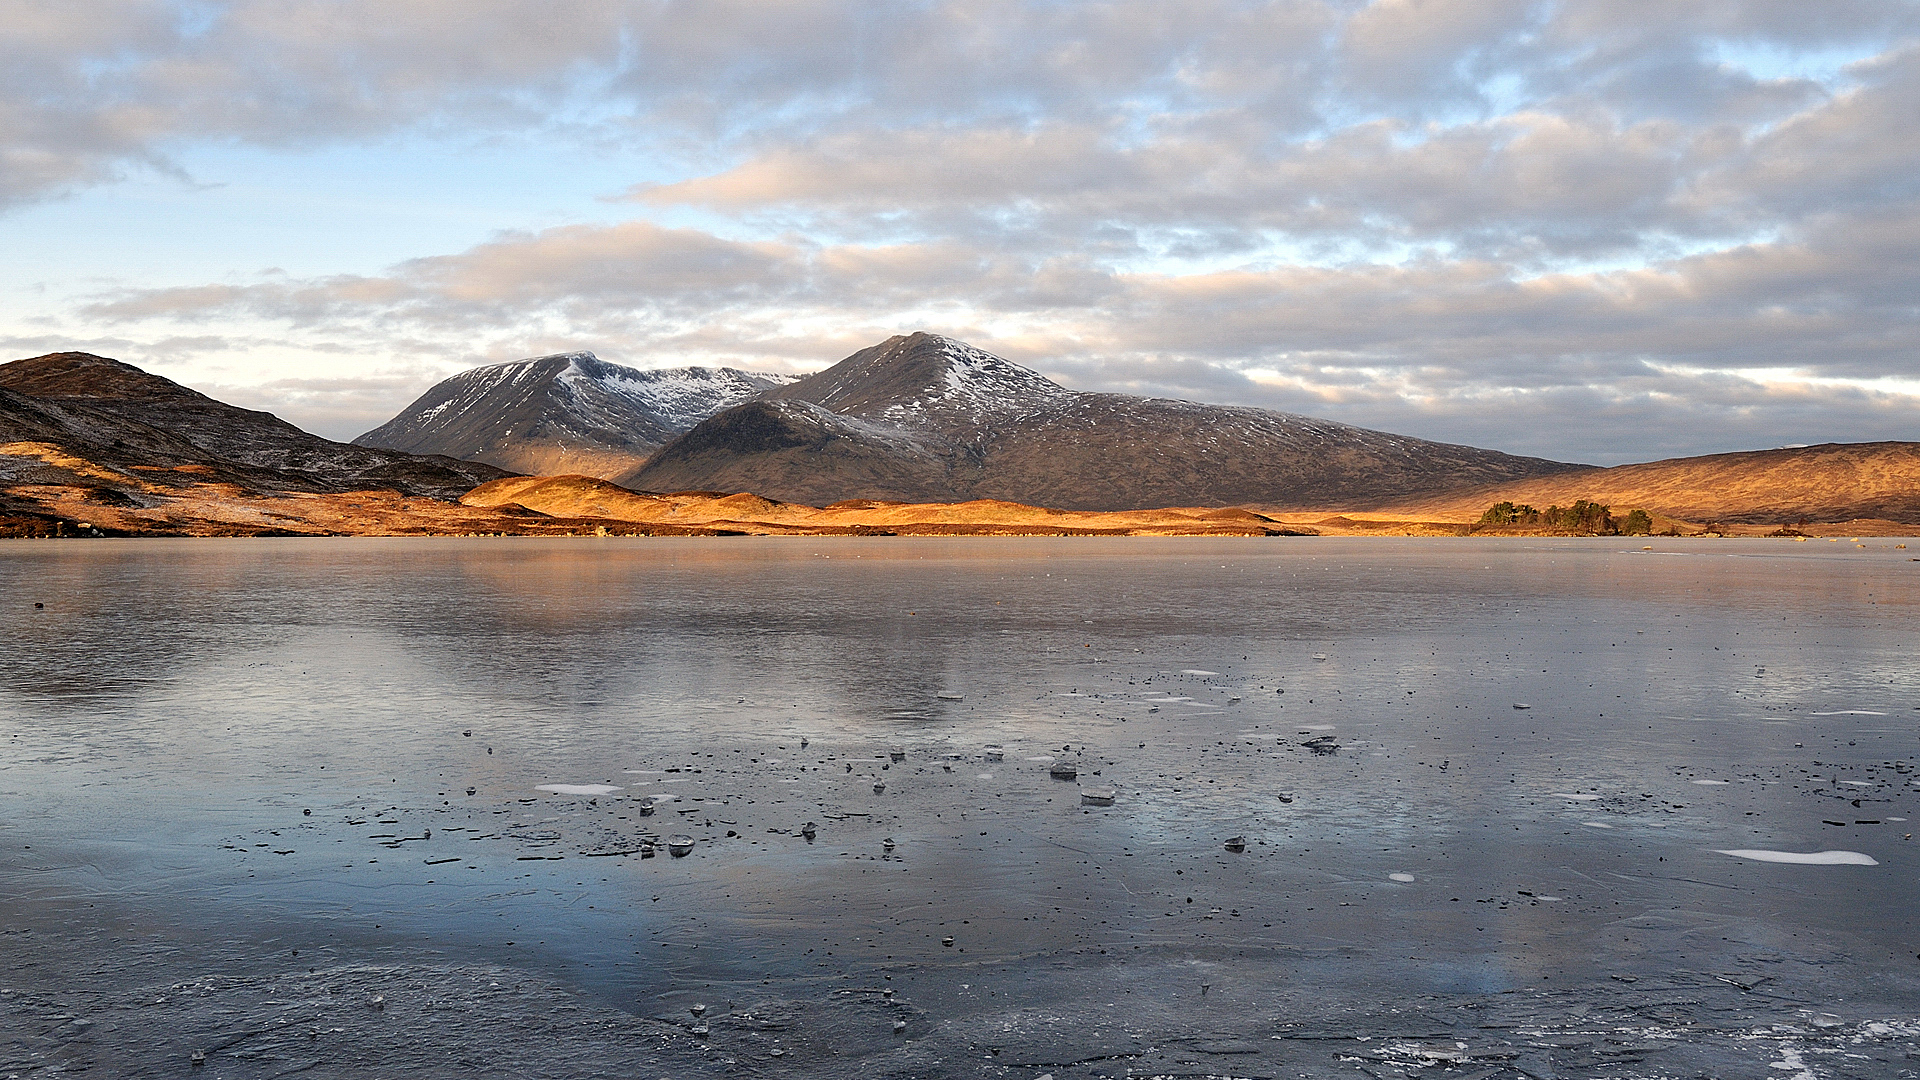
[354,352,797,478]
[1370,441,1920,525]
[621,332,1588,510]
[0,351,516,535]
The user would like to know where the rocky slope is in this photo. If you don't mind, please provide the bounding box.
[0,351,511,535]
[622,332,1588,509]
[355,352,796,478]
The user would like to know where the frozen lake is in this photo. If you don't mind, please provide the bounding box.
[4,535,1919,1077]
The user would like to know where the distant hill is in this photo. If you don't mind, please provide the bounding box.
[355,352,796,478]
[1371,441,1920,525]
[621,332,1587,509]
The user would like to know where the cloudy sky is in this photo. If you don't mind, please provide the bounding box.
[4,1,1917,464]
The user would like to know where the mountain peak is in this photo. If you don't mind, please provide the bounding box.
[0,352,210,402]
[356,350,796,478]
[769,332,1071,428]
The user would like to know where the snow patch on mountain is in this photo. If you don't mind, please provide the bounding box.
[559,357,798,430]
[878,335,1075,428]
[355,351,799,477]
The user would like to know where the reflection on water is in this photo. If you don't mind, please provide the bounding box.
[3,536,1919,1066]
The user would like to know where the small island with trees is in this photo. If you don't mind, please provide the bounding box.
[1473,500,1655,536]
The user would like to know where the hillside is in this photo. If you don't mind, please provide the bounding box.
[0,352,505,499]
[0,351,512,536]
[1370,441,1920,525]
[460,474,1316,536]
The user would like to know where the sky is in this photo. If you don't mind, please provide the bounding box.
[3,1,1918,465]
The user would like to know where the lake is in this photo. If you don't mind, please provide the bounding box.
[3,536,1918,1078]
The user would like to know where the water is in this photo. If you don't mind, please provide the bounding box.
[4,536,1919,1077]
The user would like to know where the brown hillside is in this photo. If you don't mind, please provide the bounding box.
[1370,441,1920,524]
[459,475,1317,536]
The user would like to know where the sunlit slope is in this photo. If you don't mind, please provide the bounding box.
[460,474,1308,535]
[1369,442,1920,524]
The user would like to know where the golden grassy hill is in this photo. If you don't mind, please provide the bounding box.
[459,475,1313,536]
[1367,441,1920,525]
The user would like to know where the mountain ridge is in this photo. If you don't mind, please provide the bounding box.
[622,332,1590,509]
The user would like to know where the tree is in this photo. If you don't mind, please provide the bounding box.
[1477,499,1616,534]
[1478,501,1538,526]
[1621,509,1653,535]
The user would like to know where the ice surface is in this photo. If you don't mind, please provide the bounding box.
[1181,669,1220,676]
[1692,779,1729,785]
[1715,849,1879,865]
[535,784,621,796]
[1811,710,1888,716]
[10,536,1920,1075]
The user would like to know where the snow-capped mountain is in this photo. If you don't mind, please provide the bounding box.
[355,352,798,478]
[624,332,1589,509]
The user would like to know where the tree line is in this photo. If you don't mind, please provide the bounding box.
[1476,500,1654,535]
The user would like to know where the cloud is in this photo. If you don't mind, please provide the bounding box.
[71,172,1920,460]
[8,1,1920,460]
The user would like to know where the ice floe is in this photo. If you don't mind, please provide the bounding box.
[1550,792,1601,800]
[1714,849,1878,865]
[1810,710,1887,716]
[536,784,621,796]
[1388,873,1416,883]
